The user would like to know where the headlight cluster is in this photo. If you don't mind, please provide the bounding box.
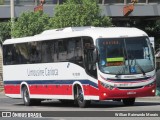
[146,81,155,87]
[100,81,114,90]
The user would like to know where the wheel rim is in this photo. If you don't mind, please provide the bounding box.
[77,88,84,103]
[24,89,29,103]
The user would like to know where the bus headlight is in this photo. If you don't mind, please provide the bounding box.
[146,81,155,87]
[100,81,114,90]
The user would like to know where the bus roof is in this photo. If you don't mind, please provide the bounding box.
[3,27,148,45]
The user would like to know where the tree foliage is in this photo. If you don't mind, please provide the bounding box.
[12,11,50,38]
[128,20,160,48]
[114,19,160,49]
[49,0,112,28]
[1,0,112,40]
[0,21,11,43]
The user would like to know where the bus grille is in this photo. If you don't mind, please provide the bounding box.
[117,86,143,89]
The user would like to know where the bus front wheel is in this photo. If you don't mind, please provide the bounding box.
[75,85,90,108]
[122,98,135,106]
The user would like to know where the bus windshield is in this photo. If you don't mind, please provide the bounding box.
[97,37,155,75]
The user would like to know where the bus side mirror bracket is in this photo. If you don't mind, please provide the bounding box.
[92,47,98,64]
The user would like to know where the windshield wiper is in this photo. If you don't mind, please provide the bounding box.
[131,57,146,76]
[137,63,146,76]
[115,67,125,78]
[115,39,146,77]
[123,38,145,76]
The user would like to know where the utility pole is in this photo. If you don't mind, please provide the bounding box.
[11,0,15,38]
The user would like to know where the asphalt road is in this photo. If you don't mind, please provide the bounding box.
[0,93,160,120]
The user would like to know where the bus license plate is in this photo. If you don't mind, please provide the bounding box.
[116,83,131,87]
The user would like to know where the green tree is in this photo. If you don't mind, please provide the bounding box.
[49,0,112,28]
[128,19,160,49]
[12,11,50,38]
[0,21,11,43]
[114,19,160,49]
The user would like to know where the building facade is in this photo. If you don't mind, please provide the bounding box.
[0,0,160,19]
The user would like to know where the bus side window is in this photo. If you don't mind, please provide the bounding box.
[75,38,83,61]
[8,45,15,64]
[58,40,67,62]
[67,37,83,66]
[15,43,30,64]
[42,41,53,63]
[50,41,55,62]
[67,39,75,61]
[3,45,14,65]
[54,41,58,62]
[3,46,7,65]
[29,42,41,63]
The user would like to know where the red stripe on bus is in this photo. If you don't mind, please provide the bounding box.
[4,85,21,94]
[4,84,99,96]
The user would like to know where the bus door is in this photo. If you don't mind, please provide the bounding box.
[82,37,97,78]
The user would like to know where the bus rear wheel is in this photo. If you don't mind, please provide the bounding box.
[22,86,41,106]
[122,98,135,106]
[75,85,90,108]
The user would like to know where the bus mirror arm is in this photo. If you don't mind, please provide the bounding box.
[92,49,98,64]
[84,45,95,50]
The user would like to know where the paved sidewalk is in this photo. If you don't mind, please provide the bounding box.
[136,96,160,102]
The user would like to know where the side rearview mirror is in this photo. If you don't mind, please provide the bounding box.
[93,48,98,63]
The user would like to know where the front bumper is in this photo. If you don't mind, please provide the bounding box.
[99,81,156,100]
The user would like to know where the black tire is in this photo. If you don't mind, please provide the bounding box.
[22,86,32,106]
[123,98,135,106]
[75,85,90,108]
[22,86,41,106]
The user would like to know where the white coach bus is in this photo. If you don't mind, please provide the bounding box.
[3,27,156,107]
